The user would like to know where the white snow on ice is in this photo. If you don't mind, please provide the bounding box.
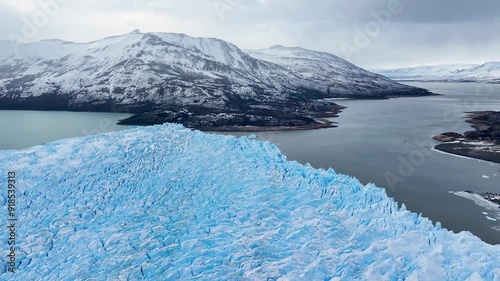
[453,192,500,211]
[0,124,499,280]
[452,191,500,226]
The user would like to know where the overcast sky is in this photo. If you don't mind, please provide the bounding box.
[0,0,498,69]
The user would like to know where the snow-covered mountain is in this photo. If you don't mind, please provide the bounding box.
[0,30,431,127]
[373,63,500,83]
[247,45,429,98]
[1,124,498,279]
[0,30,310,111]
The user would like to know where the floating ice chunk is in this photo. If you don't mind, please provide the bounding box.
[453,191,500,210]
[486,216,498,222]
[482,175,490,179]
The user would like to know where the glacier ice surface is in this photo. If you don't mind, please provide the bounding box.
[0,124,499,280]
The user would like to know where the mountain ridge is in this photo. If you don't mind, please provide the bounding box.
[373,62,500,83]
[246,45,429,99]
[0,31,433,129]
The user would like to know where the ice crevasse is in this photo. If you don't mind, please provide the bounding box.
[0,124,499,280]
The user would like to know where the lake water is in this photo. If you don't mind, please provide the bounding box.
[1,82,500,244]
[0,111,131,150]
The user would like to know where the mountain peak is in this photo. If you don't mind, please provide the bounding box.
[130,29,142,34]
[270,44,286,49]
[269,45,303,50]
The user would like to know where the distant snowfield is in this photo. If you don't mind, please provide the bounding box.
[0,124,499,280]
[372,62,500,83]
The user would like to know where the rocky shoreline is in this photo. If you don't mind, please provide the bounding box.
[434,111,500,164]
[197,118,336,132]
[117,100,346,131]
[117,89,437,131]
[1,90,436,132]
[0,89,434,132]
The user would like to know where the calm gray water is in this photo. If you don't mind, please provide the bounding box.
[0,111,131,150]
[1,82,499,244]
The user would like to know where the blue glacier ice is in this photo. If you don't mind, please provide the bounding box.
[0,124,499,280]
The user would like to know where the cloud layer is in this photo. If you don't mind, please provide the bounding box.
[0,0,498,68]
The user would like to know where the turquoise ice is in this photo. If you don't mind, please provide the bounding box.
[0,124,498,280]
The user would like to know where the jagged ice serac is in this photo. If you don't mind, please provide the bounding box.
[0,124,499,280]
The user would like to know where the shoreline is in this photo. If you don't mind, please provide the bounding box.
[197,118,336,132]
[113,91,437,131]
[431,147,488,163]
[116,104,345,132]
[433,111,500,164]
[0,89,435,131]
[434,143,500,164]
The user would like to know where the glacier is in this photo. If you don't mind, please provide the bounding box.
[0,124,499,280]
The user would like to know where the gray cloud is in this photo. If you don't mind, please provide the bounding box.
[393,0,500,23]
[0,0,497,69]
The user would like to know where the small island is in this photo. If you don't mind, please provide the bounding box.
[433,111,500,164]
[117,100,346,131]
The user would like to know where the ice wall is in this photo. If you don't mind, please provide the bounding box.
[0,124,498,280]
